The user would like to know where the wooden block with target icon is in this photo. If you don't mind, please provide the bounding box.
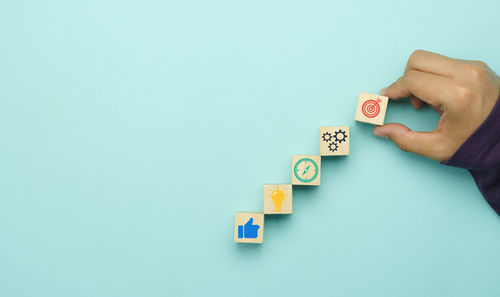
[320,126,349,156]
[291,155,321,186]
[355,92,389,125]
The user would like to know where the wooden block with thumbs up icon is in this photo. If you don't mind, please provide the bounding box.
[234,212,264,244]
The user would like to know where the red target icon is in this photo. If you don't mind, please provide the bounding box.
[362,97,382,118]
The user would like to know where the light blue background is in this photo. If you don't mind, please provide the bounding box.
[1,0,500,296]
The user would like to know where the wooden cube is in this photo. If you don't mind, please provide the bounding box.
[263,184,292,214]
[234,212,264,244]
[355,92,389,125]
[320,126,349,156]
[291,155,321,186]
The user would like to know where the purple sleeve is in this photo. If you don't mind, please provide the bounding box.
[443,96,500,215]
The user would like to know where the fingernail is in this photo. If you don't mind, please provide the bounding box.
[373,128,388,138]
[380,87,388,96]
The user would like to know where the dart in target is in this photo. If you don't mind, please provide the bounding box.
[355,92,389,125]
[361,97,382,118]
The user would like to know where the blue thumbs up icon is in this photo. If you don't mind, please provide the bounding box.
[237,218,260,238]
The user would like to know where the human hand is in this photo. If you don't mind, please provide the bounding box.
[373,50,500,162]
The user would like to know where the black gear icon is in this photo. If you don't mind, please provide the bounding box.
[322,132,333,142]
[328,141,338,152]
[334,129,348,143]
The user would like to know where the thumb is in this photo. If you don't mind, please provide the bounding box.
[373,123,441,161]
[245,218,254,226]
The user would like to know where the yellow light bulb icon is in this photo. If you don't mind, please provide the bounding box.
[264,184,292,214]
[271,186,285,212]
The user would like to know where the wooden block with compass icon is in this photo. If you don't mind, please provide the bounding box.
[320,126,349,156]
[291,155,321,186]
[355,92,389,125]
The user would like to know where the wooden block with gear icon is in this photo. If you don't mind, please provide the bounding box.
[355,92,389,125]
[291,155,321,186]
[263,184,292,214]
[320,126,349,156]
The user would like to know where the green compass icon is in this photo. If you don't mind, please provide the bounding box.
[294,158,319,183]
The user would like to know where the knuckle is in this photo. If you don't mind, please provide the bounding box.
[464,64,487,80]
[397,143,410,152]
[406,50,426,69]
[404,70,418,81]
[451,84,474,101]
[409,49,426,61]
[395,138,412,152]
[473,60,488,68]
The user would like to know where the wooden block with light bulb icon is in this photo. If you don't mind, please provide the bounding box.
[291,155,321,186]
[264,184,292,214]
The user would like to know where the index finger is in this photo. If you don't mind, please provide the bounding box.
[383,70,457,107]
[405,50,464,78]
